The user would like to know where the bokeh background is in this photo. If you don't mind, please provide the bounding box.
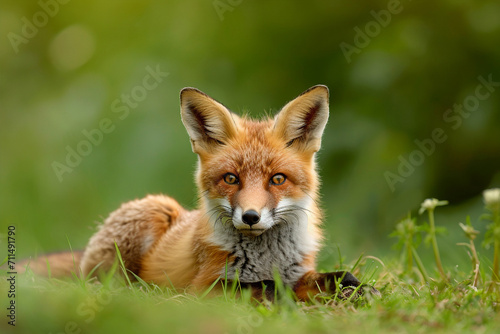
[1,0,499,270]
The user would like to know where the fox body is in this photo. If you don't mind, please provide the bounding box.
[29,86,370,300]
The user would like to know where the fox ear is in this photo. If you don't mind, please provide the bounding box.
[180,88,239,154]
[273,85,329,152]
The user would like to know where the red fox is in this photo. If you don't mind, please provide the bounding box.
[26,85,375,300]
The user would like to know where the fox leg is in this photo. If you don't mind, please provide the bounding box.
[80,194,185,278]
[230,271,374,302]
[293,271,378,301]
[239,280,277,301]
[221,271,372,303]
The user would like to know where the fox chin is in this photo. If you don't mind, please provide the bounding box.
[23,85,378,301]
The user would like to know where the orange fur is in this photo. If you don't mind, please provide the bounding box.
[18,251,83,278]
[24,85,375,300]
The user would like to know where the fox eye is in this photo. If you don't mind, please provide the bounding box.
[223,173,239,185]
[270,173,286,186]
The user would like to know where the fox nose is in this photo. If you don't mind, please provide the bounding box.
[242,210,260,226]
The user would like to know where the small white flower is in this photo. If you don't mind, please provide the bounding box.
[419,198,449,214]
[483,188,500,212]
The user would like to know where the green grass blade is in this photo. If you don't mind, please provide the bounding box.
[113,242,135,292]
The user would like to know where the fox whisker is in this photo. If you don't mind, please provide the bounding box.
[301,189,321,213]
[273,205,308,226]
[207,204,233,227]
[194,189,210,207]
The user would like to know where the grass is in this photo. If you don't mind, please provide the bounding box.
[2,256,500,334]
[2,192,500,334]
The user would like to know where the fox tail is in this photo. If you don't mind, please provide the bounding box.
[17,251,84,278]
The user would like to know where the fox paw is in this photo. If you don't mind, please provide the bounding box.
[338,284,381,300]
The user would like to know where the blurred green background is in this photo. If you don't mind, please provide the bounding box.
[1,0,499,269]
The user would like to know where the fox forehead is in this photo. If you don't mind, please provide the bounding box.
[201,117,313,182]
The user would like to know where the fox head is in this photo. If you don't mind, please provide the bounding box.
[180,85,329,238]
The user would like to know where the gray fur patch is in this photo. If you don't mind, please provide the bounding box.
[209,206,318,286]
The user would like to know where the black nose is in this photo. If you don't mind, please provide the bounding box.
[242,210,260,226]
